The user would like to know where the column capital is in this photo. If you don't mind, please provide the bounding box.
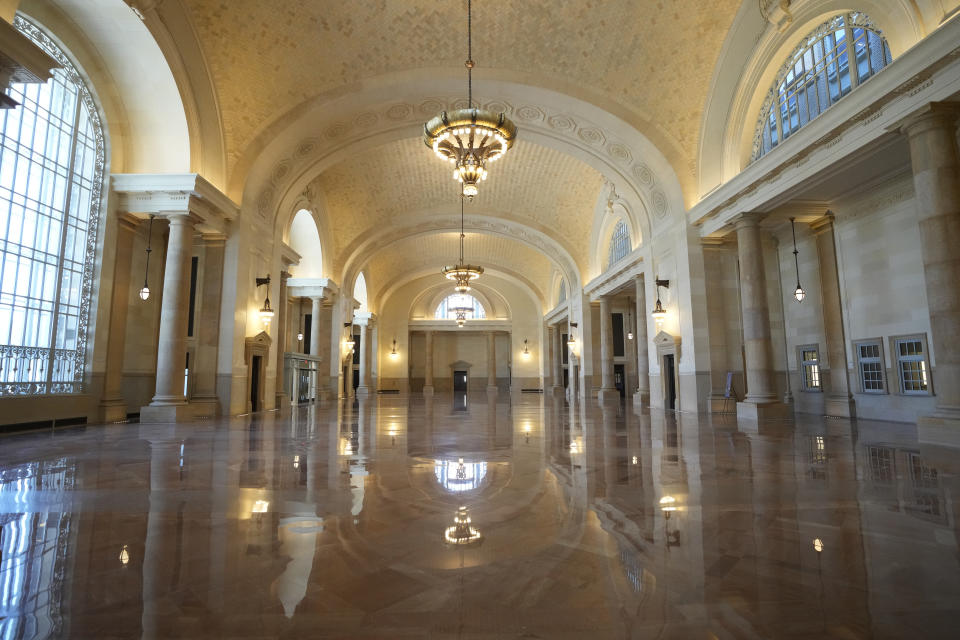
[895,101,960,138]
[729,212,765,229]
[112,173,238,236]
[809,211,836,235]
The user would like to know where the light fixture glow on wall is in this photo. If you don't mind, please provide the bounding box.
[343,322,355,352]
[626,296,634,340]
[423,0,517,200]
[790,217,806,303]
[567,322,578,347]
[255,275,274,326]
[390,339,399,358]
[651,277,669,321]
[119,545,130,567]
[139,214,155,301]
[522,339,530,358]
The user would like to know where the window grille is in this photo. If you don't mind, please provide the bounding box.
[435,294,485,320]
[607,221,630,267]
[0,17,105,395]
[895,336,930,394]
[799,346,821,391]
[752,13,891,161]
[855,341,885,393]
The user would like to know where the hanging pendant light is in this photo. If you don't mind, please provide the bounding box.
[790,217,806,303]
[626,297,634,340]
[139,215,155,301]
[423,0,517,200]
[441,195,483,327]
[297,301,304,343]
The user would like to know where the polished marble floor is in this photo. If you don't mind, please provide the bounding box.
[1,393,959,638]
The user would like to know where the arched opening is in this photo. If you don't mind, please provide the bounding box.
[0,16,106,395]
[353,272,368,313]
[288,209,323,278]
[606,220,631,269]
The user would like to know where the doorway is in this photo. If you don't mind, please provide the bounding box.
[663,354,676,410]
[250,355,262,412]
[614,364,625,398]
[453,370,468,391]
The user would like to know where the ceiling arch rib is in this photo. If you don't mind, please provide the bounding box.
[248,81,683,244]
[181,0,741,201]
[364,232,552,312]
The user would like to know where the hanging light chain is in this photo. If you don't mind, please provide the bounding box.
[466,0,473,108]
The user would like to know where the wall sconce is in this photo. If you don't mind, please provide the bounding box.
[390,339,399,359]
[139,214,155,301]
[789,217,806,303]
[567,322,578,347]
[119,545,130,567]
[522,339,530,358]
[343,322,355,352]
[626,297,634,340]
[651,277,669,321]
[255,275,274,327]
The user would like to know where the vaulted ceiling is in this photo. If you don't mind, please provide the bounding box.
[181,0,742,182]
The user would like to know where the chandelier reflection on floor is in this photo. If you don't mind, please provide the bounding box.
[443,506,483,546]
[435,457,487,493]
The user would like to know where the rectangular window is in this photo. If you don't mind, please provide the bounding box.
[892,334,931,395]
[561,334,569,365]
[799,345,821,391]
[854,339,885,393]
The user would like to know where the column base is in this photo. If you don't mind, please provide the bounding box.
[632,390,650,408]
[191,395,219,419]
[736,400,790,421]
[140,402,193,423]
[99,398,129,423]
[486,385,498,396]
[356,386,371,398]
[422,385,434,396]
[597,388,620,403]
[917,411,960,449]
[824,395,856,419]
[550,385,564,397]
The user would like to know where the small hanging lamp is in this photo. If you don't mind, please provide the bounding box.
[651,278,669,321]
[790,217,806,303]
[626,297,634,340]
[139,215,155,301]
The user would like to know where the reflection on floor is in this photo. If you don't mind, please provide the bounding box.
[0,393,959,638]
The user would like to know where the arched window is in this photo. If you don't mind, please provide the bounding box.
[607,220,631,268]
[752,12,891,161]
[353,273,367,313]
[435,294,486,320]
[289,209,322,278]
[0,17,105,395]
[557,279,567,305]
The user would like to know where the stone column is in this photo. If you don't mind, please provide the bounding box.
[100,214,139,422]
[423,330,434,395]
[733,213,786,420]
[552,325,564,394]
[902,104,960,434]
[141,215,195,422]
[545,326,555,391]
[309,297,323,358]
[487,331,498,394]
[274,271,290,407]
[812,214,856,418]
[633,274,650,407]
[345,328,355,399]
[598,297,618,402]
[191,235,225,417]
[356,321,371,397]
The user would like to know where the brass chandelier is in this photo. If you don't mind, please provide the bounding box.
[423,0,517,200]
[442,195,484,300]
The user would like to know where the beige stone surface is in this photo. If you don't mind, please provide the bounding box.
[182,0,740,179]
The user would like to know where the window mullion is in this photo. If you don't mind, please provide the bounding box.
[44,85,82,394]
[845,21,860,90]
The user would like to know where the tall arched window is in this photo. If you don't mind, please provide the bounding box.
[353,273,368,313]
[435,294,486,320]
[607,220,631,268]
[0,17,105,395]
[752,12,891,161]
